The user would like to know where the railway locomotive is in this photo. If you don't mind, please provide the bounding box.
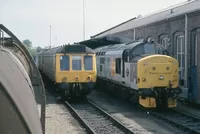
[91,1,200,105]
[38,44,97,99]
[94,40,182,108]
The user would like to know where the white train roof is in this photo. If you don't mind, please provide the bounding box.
[38,44,95,55]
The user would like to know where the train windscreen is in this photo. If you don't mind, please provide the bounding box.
[72,56,82,70]
[60,55,69,71]
[130,42,166,61]
[144,43,165,54]
[84,55,93,70]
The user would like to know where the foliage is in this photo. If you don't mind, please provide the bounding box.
[22,39,37,58]
[22,39,32,48]
[37,46,42,52]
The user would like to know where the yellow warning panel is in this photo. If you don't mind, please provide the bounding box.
[167,98,177,108]
[139,96,156,108]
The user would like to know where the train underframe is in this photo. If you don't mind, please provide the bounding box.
[57,82,95,100]
[97,78,182,109]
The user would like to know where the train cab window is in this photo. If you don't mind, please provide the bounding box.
[0,84,30,134]
[144,43,156,54]
[72,55,82,70]
[60,55,69,71]
[132,44,144,57]
[84,55,93,70]
[115,58,121,74]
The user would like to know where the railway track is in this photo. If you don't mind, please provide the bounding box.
[149,109,200,134]
[64,100,134,134]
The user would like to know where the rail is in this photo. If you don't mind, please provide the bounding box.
[149,109,200,134]
[64,100,134,134]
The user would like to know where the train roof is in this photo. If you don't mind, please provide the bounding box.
[94,41,143,52]
[39,44,95,55]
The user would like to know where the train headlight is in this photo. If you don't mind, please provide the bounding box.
[75,76,79,81]
[159,75,164,80]
[87,76,91,81]
[62,77,67,82]
[142,78,146,82]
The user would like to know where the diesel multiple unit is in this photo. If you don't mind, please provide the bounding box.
[94,40,182,108]
[38,45,97,98]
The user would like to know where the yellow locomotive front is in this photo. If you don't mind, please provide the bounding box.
[55,45,97,98]
[137,55,181,108]
[56,54,97,83]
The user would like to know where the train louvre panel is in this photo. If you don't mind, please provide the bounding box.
[94,40,182,109]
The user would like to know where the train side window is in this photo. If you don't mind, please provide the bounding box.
[115,58,121,74]
[84,55,93,70]
[0,84,30,134]
[72,55,82,70]
[60,55,69,71]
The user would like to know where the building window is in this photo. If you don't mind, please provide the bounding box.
[159,34,169,50]
[176,35,185,85]
[115,58,121,74]
[84,55,93,70]
[147,36,153,42]
[60,55,69,71]
[195,33,200,66]
[72,55,82,70]
[161,37,168,49]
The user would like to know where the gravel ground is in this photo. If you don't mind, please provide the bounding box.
[88,90,186,134]
[38,92,87,134]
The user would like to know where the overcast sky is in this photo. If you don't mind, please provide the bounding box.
[0,0,186,48]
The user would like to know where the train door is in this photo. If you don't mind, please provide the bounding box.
[99,54,105,77]
[105,56,110,78]
[122,50,130,85]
